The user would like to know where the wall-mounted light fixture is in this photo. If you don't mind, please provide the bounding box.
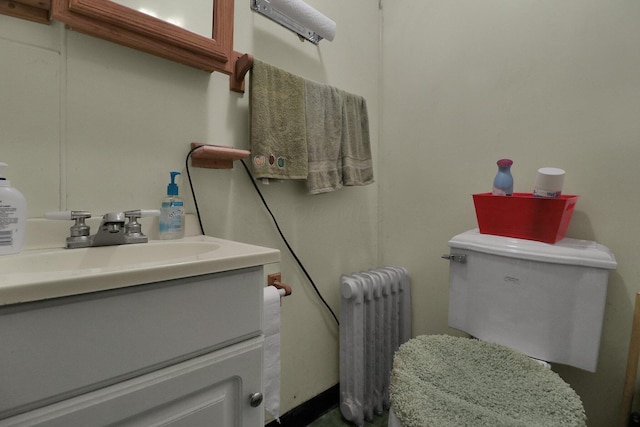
[251,0,336,44]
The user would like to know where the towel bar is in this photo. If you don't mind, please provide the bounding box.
[231,53,254,93]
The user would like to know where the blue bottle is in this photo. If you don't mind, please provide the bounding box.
[159,171,185,239]
[492,159,514,196]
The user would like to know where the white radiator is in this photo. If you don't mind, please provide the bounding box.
[339,266,411,426]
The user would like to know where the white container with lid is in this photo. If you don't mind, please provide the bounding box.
[0,162,27,255]
[533,167,565,198]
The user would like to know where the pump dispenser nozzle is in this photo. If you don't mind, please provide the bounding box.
[0,162,10,186]
[167,171,180,196]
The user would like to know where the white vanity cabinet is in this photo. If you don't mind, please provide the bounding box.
[0,266,267,426]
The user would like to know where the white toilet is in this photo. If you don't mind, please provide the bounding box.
[388,228,617,427]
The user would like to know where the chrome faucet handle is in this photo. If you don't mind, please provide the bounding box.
[45,210,92,238]
[44,210,92,221]
[124,209,160,236]
[123,209,160,220]
[45,211,92,248]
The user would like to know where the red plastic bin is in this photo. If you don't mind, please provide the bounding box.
[472,192,578,243]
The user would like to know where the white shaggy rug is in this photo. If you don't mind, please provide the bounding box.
[389,335,586,427]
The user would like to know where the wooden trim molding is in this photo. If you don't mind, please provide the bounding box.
[4,0,251,92]
[66,0,227,62]
[51,0,231,73]
[0,0,51,24]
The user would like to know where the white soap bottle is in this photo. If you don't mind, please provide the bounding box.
[0,162,27,255]
[159,171,185,240]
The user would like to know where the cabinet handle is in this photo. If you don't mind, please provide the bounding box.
[249,392,264,407]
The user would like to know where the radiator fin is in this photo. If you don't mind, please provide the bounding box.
[339,266,411,426]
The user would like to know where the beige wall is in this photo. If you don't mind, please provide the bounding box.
[2,0,640,425]
[0,0,380,420]
[382,1,640,426]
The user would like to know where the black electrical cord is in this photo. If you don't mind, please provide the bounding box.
[185,145,206,236]
[239,159,339,326]
[184,147,339,326]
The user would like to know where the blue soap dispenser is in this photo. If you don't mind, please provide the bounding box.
[159,171,185,239]
[492,159,514,196]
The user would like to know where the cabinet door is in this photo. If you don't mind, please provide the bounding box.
[0,337,264,427]
[0,267,263,418]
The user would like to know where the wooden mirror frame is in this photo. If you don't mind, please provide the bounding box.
[0,0,51,24]
[1,0,252,91]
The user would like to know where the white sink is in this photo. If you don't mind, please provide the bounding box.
[0,235,280,306]
[0,240,222,274]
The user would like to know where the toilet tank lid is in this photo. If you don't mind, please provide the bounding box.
[448,229,617,269]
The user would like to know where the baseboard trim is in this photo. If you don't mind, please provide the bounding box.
[265,384,339,427]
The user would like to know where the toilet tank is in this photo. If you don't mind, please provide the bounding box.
[446,229,617,372]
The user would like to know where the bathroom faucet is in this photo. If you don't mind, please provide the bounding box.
[45,209,160,249]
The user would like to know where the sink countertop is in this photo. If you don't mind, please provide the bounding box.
[0,217,280,306]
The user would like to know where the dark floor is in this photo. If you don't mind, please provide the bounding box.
[308,407,388,427]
